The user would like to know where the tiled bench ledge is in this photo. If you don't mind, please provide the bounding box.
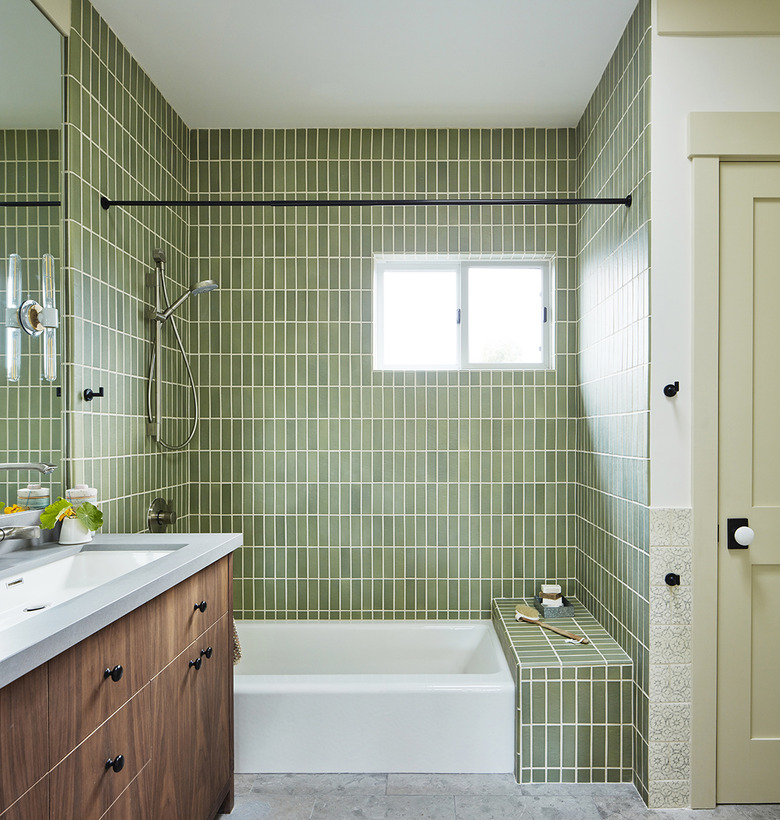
[492,597,633,786]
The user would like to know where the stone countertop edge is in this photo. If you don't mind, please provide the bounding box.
[0,531,242,689]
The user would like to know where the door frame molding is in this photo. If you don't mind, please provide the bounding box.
[688,111,780,807]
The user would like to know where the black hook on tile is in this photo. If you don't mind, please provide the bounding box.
[663,381,680,398]
[83,387,104,401]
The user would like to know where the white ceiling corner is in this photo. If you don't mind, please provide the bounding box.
[90,0,639,130]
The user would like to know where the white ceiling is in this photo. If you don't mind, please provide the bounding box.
[90,0,639,130]
[0,0,62,129]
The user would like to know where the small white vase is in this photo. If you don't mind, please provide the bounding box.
[59,517,92,545]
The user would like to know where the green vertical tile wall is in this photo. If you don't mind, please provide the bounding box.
[64,0,193,531]
[0,128,62,507]
[575,0,651,802]
[60,2,654,789]
[187,127,580,619]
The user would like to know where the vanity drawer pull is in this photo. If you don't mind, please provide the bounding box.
[194,600,207,613]
[105,754,125,773]
[189,657,202,671]
[103,665,124,682]
[200,646,213,660]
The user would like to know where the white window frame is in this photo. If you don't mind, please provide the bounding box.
[373,255,554,372]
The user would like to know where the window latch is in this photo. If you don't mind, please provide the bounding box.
[543,307,548,323]
[456,308,461,325]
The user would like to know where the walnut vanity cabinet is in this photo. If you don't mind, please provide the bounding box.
[151,615,231,820]
[0,663,49,816]
[0,554,234,820]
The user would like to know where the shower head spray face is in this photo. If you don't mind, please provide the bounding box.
[190,280,218,295]
[157,279,220,322]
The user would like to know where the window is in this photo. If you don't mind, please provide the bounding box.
[373,257,552,370]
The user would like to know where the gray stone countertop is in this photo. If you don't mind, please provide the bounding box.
[0,531,242,689]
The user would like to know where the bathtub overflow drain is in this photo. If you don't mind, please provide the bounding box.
[23,603,50,612]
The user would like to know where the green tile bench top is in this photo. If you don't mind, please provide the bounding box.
[492,598,632,670]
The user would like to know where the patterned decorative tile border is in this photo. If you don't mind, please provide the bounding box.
[647,507,692,808]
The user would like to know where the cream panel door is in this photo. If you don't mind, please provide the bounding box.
[718,161,780,804]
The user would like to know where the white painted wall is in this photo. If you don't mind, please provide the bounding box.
[649,0,780,506]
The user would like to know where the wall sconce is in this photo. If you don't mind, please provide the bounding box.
[5,253,59,383]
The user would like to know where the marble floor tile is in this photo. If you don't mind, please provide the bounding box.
[387,773,521,796]
[223,775,780,819]
[217,792,315,820]
[252,773,388,796]
[236,774,259,795]
[310,794,456,819]
[456,794,603,819]
[521,784,639,798]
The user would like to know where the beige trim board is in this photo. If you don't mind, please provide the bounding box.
[688,111,780,808]
[658,0,780,36]
[31,0,70,36]
[688,112,780,160]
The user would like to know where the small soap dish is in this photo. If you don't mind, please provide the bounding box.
[533,595,575,618]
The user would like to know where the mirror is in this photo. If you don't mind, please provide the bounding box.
[0,0,65,511]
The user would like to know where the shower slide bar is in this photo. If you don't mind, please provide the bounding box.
[100,194,632,210]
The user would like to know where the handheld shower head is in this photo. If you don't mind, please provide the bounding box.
[190,280,218,295]
[157,279,220,322]
[153,248,166,271]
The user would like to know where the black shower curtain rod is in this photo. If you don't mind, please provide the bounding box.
[100,194,632,211]
[0,200,61,207]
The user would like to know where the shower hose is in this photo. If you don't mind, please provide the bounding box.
[146,273,199,450]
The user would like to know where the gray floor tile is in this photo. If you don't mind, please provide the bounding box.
[592,792,695,819]
[455,795,603,819]
[310,794,456,819]
[252,773,388,796]
[522,784,639,798]
[388,774,521,797]
[217,792,315,820]
[236,774,259,795]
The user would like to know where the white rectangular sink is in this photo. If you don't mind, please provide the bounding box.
[0,550,172,630]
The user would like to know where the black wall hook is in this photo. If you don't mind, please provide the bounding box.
[83,387,105,401]
[665,573,681,586]
[663,381,680,398]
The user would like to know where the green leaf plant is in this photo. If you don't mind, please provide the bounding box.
[40,498,103,532]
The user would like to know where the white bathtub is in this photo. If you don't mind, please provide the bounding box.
[234,620,515,774]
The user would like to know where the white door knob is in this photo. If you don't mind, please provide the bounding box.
[734,526,755,546]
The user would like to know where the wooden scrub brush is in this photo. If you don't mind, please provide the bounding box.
[515,603,589,644]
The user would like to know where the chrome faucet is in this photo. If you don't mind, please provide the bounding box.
[0,526,41,542]
[0,462,57,475]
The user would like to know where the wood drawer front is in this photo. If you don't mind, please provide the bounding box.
[150,616,231,820]
[0,664,48,814]
[151,557,228,669]
[99,762,151,820]
[50,684,151,820]
[190,615,231,819]
[48,604,153,764]
[0,776,48,820]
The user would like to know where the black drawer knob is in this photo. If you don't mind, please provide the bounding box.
[194,600,207,613]
[189,657,202,671]
[200,646,213,659]
[105,755,125,773]
[104,665,124,682]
